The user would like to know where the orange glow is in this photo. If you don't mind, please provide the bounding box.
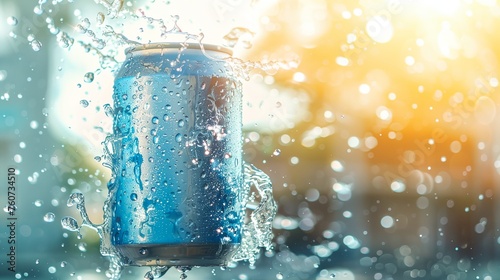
[243,0,500,197]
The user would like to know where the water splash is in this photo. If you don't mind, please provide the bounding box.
[33,0,298,73]
[177,267,191,280]
[136,162,278,280]
[136,10,184,38]
[143,266,170,280]
[62,192,124,279]
[231,163,277,265]
[63,83,276,279]
[222,27,256,49]
[63,164,276,279]
[34,0,291,278]
[94,0,125,18]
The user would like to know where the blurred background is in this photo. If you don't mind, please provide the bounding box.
[1,0,500,279]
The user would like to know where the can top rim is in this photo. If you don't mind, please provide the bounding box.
[126,42,233,56]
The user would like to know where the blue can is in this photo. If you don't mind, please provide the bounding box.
[110,43,243,266]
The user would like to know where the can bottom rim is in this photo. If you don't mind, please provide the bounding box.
[115,243,239,267]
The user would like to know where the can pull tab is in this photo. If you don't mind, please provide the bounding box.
[232,163,277,264]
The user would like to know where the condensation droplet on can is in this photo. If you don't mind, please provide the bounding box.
[175,133,183,142]
[130,193,138,201]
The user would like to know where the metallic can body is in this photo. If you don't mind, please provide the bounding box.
[110,43,243,266]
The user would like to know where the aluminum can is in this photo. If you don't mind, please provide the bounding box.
[110,43,243,266]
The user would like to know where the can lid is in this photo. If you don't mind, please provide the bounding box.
[126,42,233,56]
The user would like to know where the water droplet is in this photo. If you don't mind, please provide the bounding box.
[163,114,169,121]
[81,17,91,29]
[144,272,154,280]
[178,119,185,127]
[60,261,67,267]
[96,12,105,25]
[61,216,79,231]
[130,193,138,201]
[0,70,7,81]
[30,40,42,52]
[6,16,18,26]
[177,266,191,280]
[33,5,43,15]
[44,212,55,222]
[139,248,148,255]
[175,133,183,142]
[84,72,94,83]
[48,266,56,274]
[34,200,43,207]
[80,99,89,107]
[56,31,75,49]
[93,38,106,49]
[273,149,281,156]
[226,211,238,223]
[67,192,84,206]
[276,273,284,279]
[78,242,87,252]
[152,117,159,124]
[30,120,38,129]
